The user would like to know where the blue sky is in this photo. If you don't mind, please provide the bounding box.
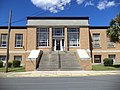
[0,0,120,26]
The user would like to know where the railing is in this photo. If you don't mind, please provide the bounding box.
[36,50,43,69]
[58,51,61,69]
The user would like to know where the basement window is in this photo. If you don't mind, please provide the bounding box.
[94,55,101,63]
[14,56,22,61]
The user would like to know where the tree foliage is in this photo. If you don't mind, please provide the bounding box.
[107,13,120,43]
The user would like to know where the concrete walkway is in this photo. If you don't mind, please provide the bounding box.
[0,71,120,78]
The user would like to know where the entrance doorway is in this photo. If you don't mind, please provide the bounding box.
[56,39,60,50]
[53,39,64,51]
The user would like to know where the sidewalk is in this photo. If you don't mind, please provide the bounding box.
[0,71,120,78]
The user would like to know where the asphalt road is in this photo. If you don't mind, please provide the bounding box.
[0,75,120,90]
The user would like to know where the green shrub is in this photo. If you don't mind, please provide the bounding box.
[0,61,3,67]
[13,60,21,67]
[103,58,113,66]
[8,62,12,67]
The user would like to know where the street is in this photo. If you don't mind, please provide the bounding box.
[0,75,120,90]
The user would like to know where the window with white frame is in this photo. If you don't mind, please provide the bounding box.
[37,28,49,47]
[107,38,115,47]
[92,33,100,48]
[68,28,80,47]
[52,28,64,36]
[0,55,6,61]
[0,34,7,47]
[15,34,23,47]
[14,56,22,61]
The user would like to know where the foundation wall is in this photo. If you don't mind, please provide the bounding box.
[80,60,92,70]
[25,60,36,71]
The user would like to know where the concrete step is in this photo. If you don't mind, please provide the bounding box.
[37,51,81,71]
[38,52,59,71]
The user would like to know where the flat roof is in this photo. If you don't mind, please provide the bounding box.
[0,26,27,29]
[27,16,89,20]
[90,26,110,29]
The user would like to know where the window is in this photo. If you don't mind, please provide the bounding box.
[0,55,6,61]
[108,54,116,62]
[15,34,23,47]
[92,33,100,48]
[68,28,80,47]
[14,56,22,61]
[37,28,49,47]
[0,34,7,47]
[52,28,64,36]
[107,38,115,47]
[94,55,101,63]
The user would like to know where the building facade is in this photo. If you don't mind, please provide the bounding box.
[0,17,120,66]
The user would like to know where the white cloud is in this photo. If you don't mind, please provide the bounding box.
[31,0,119,13]
[31,0,71,13]
[77,0,94,7]
[76,0,85,4]
[85,1,94,7]
[106,1,115,7]
[97,0,116,10]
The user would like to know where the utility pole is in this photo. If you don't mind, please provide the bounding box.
[5,10,12,72]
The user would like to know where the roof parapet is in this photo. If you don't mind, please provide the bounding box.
[90,26,110,29]
[0,26,27,29]
[27,16,89,20]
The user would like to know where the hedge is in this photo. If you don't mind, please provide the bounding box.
[103,58,113,66]
[8,62,12,67]
[0,61,3,67]
[13,60,21,67]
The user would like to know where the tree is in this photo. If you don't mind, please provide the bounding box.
[107,13,120,43]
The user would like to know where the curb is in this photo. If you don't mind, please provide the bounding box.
[0,71,120,78]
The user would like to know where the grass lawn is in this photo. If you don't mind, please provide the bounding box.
[92,64,120,71]
[0,67,25,72]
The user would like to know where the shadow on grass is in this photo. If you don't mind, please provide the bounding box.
[112,64,120,68]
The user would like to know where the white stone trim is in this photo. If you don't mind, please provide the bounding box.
[27,50,41,60]
[1,49,119,54]
[77,49,90,60]
[0,50,33,53]
[86,49,91,52]
[0,51,26,53]
[27,20,89,26]
[92,50,120,53]
[26,50,32,53]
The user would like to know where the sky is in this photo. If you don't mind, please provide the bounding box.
[0,0,120,26]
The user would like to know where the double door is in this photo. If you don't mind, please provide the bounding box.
[53,39,64,51]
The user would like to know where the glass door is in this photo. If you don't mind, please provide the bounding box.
[53,39,64,51]
[56,39,60,50]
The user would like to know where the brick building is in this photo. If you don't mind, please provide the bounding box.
[0,17,120,70]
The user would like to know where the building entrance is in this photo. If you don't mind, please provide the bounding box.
[53,39,64,51]
[56,39,60,50]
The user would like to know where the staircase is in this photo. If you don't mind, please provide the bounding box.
[60,51,81,70]
[37,51,81,71]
